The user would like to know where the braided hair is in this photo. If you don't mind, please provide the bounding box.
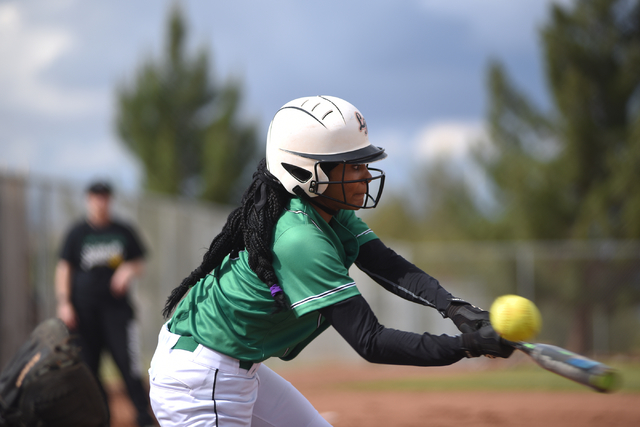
[162,158,293,318]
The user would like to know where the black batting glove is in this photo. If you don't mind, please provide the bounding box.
[460,324,515,359]
[446,300,490,333]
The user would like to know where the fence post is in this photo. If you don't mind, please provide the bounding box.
[516,243,535,301]
[0,175,35,369]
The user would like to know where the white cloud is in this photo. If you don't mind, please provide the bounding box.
[413,120,498,211]
[415,121,488,162]
[0,1,106,117]
[370,129,408,160]
[0,2,19,27]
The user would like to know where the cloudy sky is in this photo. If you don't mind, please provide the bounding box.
[0,0,568,194]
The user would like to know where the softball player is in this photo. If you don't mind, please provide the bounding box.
[149,96,513,426]
[56,181,156,427]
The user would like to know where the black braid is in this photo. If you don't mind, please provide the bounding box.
[162,159,292,318]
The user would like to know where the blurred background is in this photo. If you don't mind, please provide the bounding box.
[1,0,639,381]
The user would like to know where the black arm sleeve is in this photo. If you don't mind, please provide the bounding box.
[355,238,455,316]
[319,295,465,366]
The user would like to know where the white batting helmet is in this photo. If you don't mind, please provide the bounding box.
[266,95,386,208]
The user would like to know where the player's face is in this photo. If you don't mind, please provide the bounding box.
[321,163,372,211]
[86,193,111,226]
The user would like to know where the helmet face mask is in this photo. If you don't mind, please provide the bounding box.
[266,95,387,209]
[309,162,385,209]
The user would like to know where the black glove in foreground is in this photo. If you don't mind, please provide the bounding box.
[447,301,490,333]
[461,324,515,358]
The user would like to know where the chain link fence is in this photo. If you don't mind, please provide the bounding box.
[2,173,639,372]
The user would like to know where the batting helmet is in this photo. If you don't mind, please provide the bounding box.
[266,95,387,208]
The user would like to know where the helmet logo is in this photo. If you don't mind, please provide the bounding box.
[355,112,368,135]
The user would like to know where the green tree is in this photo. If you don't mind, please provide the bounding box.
[369,162,493,242]
[116,4,258,203]
[483,0,640,352]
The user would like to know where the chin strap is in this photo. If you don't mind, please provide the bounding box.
[292,186,339,217]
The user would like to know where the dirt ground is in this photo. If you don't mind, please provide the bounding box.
[108,361,640,427]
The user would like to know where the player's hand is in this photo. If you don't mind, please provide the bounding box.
[110,269,130,297]
[110,265,134,297]
[446,301,490,333]
[461,324,514,359]
[110,260,144,298]
[57,301,78,331]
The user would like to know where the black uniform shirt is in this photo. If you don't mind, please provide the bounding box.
[60,220,145,302]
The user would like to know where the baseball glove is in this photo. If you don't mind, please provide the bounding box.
[0,318,108,427]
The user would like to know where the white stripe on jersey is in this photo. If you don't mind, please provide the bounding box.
[285,209,322,231]
[356,229,374,238]
[290,282,357,309]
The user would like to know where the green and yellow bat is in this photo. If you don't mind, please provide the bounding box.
[511,341,621,393]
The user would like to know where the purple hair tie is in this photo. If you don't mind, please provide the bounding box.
[270,284,282,297]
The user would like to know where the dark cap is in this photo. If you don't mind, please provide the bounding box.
[86,181,113,195]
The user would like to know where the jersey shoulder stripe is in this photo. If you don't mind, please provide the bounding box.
[356,229,374,238]
[290,282,356,310]
[284,209,322,232]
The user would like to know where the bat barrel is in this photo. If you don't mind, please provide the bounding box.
[587,365,621,393]
[514,342,622,393]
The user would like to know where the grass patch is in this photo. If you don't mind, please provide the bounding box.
[342,362,640,393]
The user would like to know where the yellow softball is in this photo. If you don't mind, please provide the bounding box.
[489,294,542,342]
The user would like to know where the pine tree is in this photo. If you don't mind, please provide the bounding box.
[484,0,640,352]
[116,4,258,203]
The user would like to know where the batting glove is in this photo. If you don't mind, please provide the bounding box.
[446,300,490,333]
[461,324,515,359]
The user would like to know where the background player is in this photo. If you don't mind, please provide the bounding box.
[55,181,156,427]
[149,96,513,427]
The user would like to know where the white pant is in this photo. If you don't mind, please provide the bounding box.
[149,324,332,427]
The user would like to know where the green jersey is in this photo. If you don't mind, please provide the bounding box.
[169,197,378,363]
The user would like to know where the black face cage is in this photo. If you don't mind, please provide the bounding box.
[309,161,386,209]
